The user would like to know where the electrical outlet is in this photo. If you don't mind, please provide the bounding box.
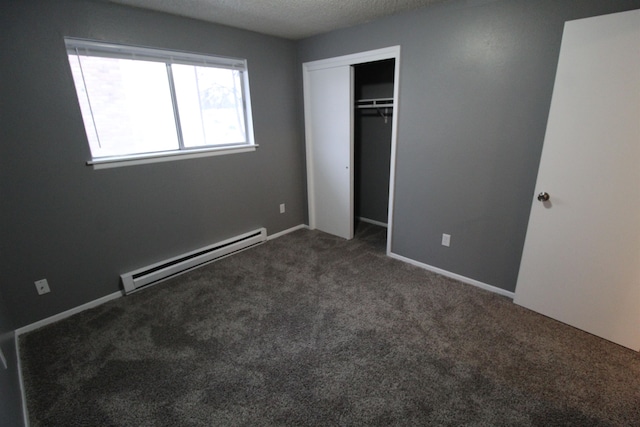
[441,233,451,247]
[279,203,285,214]
[35,278,50,295]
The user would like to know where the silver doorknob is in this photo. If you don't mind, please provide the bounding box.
[537,192,550,202]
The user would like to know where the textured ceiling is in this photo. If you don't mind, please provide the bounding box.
[108,0,448,39]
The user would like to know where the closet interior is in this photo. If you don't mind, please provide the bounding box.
[354,59,395,232]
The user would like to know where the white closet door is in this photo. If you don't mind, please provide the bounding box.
[514,10,640,350]
[304,65,354,240]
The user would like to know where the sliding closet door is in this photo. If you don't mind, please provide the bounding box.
[303,47,400,243]
[303,65,354,240]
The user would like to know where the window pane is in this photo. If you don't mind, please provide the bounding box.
[69,55,179,158]
[172,64,247,147]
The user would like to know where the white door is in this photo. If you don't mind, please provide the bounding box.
[303,65,354,240]
[515,10,640,350]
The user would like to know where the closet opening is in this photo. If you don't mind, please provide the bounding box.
[353,59,395,247]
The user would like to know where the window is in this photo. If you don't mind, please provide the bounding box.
[65,38,256,168]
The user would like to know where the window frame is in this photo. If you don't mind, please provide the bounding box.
[64,38,257,169]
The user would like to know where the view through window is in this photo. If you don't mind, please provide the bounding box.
[65,39,254,163]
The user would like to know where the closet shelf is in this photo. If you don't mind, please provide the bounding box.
[356,97,394,123]
[355,98,394,109]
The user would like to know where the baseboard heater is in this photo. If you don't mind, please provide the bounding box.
[121,227,267,294]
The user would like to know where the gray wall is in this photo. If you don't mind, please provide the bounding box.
[1,0,306,328]
[298,0,640,292]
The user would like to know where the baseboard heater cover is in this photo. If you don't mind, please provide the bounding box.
[121,227,266,294]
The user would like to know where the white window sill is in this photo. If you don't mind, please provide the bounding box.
[87,144,258,170]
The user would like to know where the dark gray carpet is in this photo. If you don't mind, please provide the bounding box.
[20,224,640,426]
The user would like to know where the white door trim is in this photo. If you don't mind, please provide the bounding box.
[303,45,401,252]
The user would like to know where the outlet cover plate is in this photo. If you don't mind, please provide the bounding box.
[35,279,51,295]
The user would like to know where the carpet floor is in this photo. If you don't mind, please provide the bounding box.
[20,224,640,426]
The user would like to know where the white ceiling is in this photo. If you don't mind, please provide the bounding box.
[108,0,448,40]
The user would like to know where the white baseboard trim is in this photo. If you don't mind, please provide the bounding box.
[15,291,124,337]
[0,344,6,370]
[15,333,29,427]
[267,224,308,240]
[357,217,388,228]
[388,252,515,299]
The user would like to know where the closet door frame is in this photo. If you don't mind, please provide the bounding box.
[303,46,400,252]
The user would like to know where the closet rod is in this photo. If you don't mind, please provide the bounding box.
[355,97,394,109]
